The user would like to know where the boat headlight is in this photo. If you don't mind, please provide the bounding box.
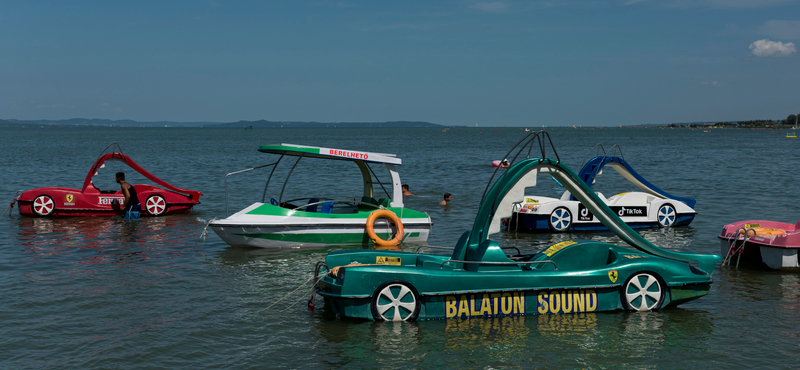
[689,265,707,276]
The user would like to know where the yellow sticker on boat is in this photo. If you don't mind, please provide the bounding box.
[622,254,647,259]
[745,223,760,229]
[376,256,401,265]
[542,240,578,257]
[525,198,539,203]
[608,270,618,283]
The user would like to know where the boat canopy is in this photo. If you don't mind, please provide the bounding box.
[257,143,404,208]
[258,144,402,165]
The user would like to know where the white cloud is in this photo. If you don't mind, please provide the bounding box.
[471,2,509,12]
[701,81,721,86]
[762,20,800,39]
[749,39,797,57]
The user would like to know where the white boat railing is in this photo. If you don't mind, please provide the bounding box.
[224,161,280,217]
[291,200,381,212]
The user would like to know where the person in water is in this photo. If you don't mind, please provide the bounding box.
[439,193,452,206]
[402,184,414,196]
[116,172,141,217]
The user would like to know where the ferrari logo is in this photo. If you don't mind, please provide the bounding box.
[65,194,73,203]
[608,270,618,283]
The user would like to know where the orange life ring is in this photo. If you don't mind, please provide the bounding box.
[366,209,404,246]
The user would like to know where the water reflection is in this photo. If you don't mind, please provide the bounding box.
[312,309,715,368]
[214,242,422,267]
[14,216,202,270]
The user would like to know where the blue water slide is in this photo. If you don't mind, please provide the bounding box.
[575,156,696,208]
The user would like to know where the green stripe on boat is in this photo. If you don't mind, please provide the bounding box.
[246,204,429,219]
[258,145,321,155]
[236,231,401,244]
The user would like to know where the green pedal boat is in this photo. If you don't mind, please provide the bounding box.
[210,144,432,249]
[315,131,721,321]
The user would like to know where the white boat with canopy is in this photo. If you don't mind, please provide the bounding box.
[209,144,432,248]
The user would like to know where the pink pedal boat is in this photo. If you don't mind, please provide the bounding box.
[718,219,800,269]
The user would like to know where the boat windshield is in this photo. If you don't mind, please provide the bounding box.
[223,144,405,215]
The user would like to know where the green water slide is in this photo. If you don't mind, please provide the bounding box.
[468,157,721,275]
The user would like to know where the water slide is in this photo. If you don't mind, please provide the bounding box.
[472,158,720,275]
[576,156,696,208]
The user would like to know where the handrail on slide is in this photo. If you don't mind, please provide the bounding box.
[465,131,720,275]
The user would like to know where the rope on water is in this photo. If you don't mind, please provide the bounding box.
[260,275,320,313]
[198,218,216,241]
[1,191,23,217]
[279,279,322,313]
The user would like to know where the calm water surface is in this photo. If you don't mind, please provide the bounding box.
[1,126,798,369]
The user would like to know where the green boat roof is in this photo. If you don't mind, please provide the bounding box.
[258,144,402,165]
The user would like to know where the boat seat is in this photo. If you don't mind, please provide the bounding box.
[448,231,471,269]
[465,239,521,272]
[306,198,319,213]
[416,255,448,269]
[320,200,334,214]
[533,244,616,272]
[377,198,391,208]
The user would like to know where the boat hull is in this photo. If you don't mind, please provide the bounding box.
[321,283,713,321]
[211,222,431,249]
[510,212,695,232]
[210,203,432,249]
[719,238,800,270]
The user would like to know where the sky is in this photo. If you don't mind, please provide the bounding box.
[2,1,799,126]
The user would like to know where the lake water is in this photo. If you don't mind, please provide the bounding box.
[1,125,798,369]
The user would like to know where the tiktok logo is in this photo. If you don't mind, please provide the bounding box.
[618,207,626,216]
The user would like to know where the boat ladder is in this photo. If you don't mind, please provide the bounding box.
[722,227,755,268]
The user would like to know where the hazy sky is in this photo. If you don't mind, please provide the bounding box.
[2,1,799,126]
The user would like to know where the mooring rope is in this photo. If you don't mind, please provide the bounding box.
[198,218,216,241]
[260,275,321,313]
[278,280,322,313]
[1,191,23,217]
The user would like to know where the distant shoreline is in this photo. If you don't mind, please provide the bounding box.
[0,118,444,128]
[1,118,796,129]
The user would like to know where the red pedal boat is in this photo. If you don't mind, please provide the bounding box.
[15,143,202,217]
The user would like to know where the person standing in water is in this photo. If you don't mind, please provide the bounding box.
[116,172,141,218]
[439,193,452,206]
[402,184,414,196]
